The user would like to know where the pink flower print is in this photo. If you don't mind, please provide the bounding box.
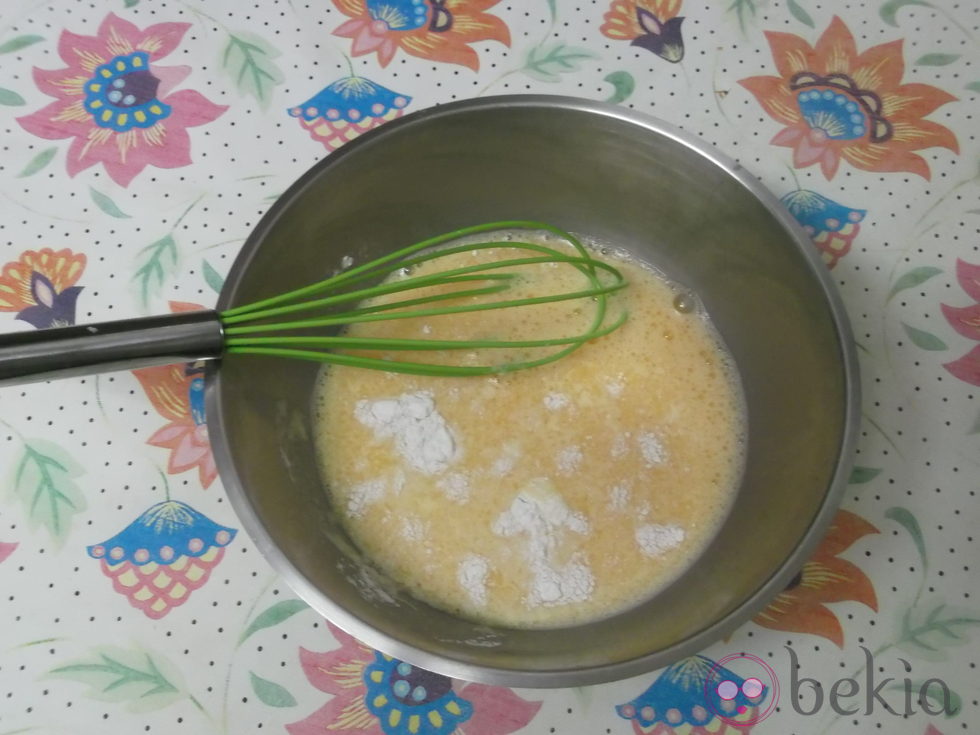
[287,623,542,735]
[940,259,980,385]
[17,13,226,186]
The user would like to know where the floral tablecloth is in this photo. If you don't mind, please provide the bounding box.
[1,0,978,734]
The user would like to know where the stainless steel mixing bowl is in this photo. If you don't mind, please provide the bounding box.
[208,95,859,687]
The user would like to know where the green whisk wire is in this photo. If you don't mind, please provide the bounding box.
[220,220,588,318]
[223,281,626,334]
[219,221,628,376]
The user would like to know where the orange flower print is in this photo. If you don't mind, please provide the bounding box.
[332,0,510,71]
[752,509,878,647]
[739,17,958,179]
[0,248,86,329]
[600,0,685,63]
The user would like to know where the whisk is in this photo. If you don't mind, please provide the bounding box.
[0,221,627,385]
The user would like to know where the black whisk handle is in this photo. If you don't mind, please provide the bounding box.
[0,310,224,387]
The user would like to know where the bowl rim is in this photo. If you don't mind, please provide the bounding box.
[206,94,861,688]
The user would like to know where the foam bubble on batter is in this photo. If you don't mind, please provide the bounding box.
[401,516,425,542]
[611,432,631,459]
[605,374,626,397]
[438,472,471,503]
[490,442,522,477]
[544,392,570,411]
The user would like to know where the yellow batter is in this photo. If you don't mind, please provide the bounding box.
[314,232,746,628]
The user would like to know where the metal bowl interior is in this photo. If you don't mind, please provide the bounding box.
[207,95,859,687]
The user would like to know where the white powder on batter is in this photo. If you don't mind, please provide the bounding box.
[346,478,386,519]
[611,432,631,459]
[490,442,522,477]
[492,479,593,606]
[608,483,631,512]
[543,392,570,411]
[457,554,490,607]
[606,373,626,397]
[638,431,667,466]
[438,472,471,503]
[635,524,685,557]
[401,516,425,542]
[556,446,583,475]
[354,391,458,475]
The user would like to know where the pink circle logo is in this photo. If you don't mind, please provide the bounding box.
[703,653,780,726]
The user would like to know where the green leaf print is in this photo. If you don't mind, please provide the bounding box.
[249,672,297,707]
[967,82,980,94]
[915,53,960,66]
[133,234,178,310]
[885,506,927,569]
[897,603,980,661]
[848,466,882,484]
[222,32,284,109]
[202,259,225,294]
[0,87,26,106]
[901,322,948,351]
[603,71,635,104]
[239,599,309,644]
[880,0,933,26]
[89,187,132,218]
[0,35,44,54]
[17,147,57,178]
[12,439,86,544]
[787,0,816,27]
[727,0,758,32]
[49,646,185,713]
[887,266,942,301]
[522,42,597,83]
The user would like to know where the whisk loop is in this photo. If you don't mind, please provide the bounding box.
[220,221,628,377]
